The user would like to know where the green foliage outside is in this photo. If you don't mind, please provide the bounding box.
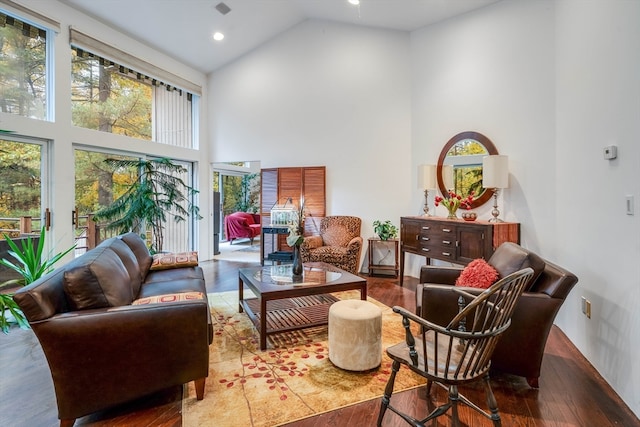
[0,18,47,119]
[447,139,487,198]
[213,171,260,215]
[71,49,152,140]
[0,139,41,229]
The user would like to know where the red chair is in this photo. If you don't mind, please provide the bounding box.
[224,212,261,244]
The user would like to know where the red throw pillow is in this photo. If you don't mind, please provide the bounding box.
[456,259,499,289]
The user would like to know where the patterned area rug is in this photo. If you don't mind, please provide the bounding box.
[182,291,424,427]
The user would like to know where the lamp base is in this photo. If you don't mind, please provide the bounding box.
[489,188,504,222]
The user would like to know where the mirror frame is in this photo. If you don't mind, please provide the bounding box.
[436,131,498,209]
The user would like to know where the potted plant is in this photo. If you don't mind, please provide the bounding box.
[93,157,202,253]
[0,226,76,333]
[373,220,398,241]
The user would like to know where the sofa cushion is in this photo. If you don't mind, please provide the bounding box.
[63,247,133,310]
[100,238,143,297]
[322,225,352,247]
[132,291,204,305]
[456,258,499,289]
[118,232,153,280]
[150,251,198,271]
[489,242,546,291]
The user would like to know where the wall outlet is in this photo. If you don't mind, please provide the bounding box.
[581,296,591,319]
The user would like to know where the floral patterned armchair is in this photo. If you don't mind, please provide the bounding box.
[300,216,363,274]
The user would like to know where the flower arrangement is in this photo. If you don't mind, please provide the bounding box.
[435,191,474,219]
[286,201,305,247]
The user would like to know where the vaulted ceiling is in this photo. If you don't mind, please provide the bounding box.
[60,0,500,74]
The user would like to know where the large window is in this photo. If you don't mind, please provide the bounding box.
[0,137,45,232]
[0,11,48,120]
[74,148,197,253]
[70,30,198,148]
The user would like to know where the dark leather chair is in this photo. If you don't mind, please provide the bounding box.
[416,242,578,388]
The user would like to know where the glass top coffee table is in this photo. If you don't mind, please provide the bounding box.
[238,262,367,350]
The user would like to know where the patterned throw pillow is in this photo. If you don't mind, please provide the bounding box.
[132,292,204,305]
[149,251,199,270]
[456,258,499,289]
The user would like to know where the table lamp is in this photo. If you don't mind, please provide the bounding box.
[482,155,509,222]
[418,164,436,216]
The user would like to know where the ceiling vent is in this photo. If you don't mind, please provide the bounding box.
[215,2,231,15]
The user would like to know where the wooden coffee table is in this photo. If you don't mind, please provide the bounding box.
[238,262,367,350]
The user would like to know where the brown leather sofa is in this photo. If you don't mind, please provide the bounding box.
[415,242,578,388]
[13,232,212,427]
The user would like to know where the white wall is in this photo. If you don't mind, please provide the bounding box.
[411,0,640,417]
[209,20,412,250]
[555,0,640,416]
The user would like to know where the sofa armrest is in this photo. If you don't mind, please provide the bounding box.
[30,301,209,420]
[419,265,463,285]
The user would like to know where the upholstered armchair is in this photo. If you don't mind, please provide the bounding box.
[225,211,261,244]
[415,242,578,388]
[300,216,363,274]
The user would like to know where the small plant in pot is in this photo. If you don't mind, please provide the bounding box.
[373,220,398,241]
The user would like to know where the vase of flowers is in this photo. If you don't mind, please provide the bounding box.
[286,200,305,277]
[435,191,474,219]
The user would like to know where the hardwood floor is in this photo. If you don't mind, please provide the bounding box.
[1,259,637,427]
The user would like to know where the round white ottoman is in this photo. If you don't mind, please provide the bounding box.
[328,299,382,371]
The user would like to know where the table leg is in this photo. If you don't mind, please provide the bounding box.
[260,297,267,350]
[360,283,367,300]
[238,276,244,313]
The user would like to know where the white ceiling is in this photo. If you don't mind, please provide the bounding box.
[60,0,500,74]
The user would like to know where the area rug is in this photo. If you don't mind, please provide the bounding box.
[182,291,424,427]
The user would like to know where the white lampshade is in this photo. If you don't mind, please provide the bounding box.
[418,164,436,189]
[483,155,509,188]
[441,165,454,190]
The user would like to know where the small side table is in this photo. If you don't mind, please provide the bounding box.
[367,238,399,278]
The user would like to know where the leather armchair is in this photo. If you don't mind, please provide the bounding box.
[300,216,363,274]
[415,242,578,388]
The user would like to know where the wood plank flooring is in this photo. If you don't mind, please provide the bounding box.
[1,259,637,427]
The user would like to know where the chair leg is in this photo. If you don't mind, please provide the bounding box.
[60,419,75,427]
[483,374,502,427]
[426,379,433,395]
[449,385,461,427]
[377,360,400,427]
[527,376,539,388]
[194,377,206,400]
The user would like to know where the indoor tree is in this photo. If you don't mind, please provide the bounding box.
[92,157,201,253]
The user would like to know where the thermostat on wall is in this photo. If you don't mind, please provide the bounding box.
[603,145,617,160]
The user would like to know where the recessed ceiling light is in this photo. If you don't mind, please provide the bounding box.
[213,32,225,41]
[348,0,360,5]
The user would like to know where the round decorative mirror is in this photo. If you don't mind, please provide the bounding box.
[436,131,498,209]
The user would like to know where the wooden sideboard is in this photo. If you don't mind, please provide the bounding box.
[399,216,520,286]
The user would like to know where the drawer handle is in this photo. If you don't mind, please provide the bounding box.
[422,226,430,230]
[421,237,430,241]
[442,228,451,233]
[421,248,430,252]
[442,240,451,245]
[442,252,451,256]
